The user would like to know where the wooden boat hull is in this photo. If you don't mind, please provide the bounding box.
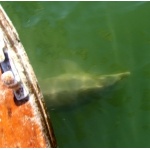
[0,5,57,148]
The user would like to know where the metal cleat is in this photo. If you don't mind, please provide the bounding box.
[0,50,29,101]
[0,35,5,63]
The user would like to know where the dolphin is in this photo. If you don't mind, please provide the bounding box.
[39,71,130,110]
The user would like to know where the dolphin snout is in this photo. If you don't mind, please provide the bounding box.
[119,72,131,80]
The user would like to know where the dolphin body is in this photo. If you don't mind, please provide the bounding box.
[39,71,130,110]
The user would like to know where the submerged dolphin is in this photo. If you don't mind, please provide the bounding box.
[39,71,130,109]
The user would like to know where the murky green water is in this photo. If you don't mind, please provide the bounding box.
[1,1,150,147]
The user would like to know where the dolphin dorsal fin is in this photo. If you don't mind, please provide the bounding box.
[61,59,83,74]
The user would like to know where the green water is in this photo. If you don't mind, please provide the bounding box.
[1,1,150,147]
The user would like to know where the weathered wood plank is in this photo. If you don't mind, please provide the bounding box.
[0,5,57,148]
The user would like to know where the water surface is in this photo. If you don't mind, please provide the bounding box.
[1,1,150,147]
